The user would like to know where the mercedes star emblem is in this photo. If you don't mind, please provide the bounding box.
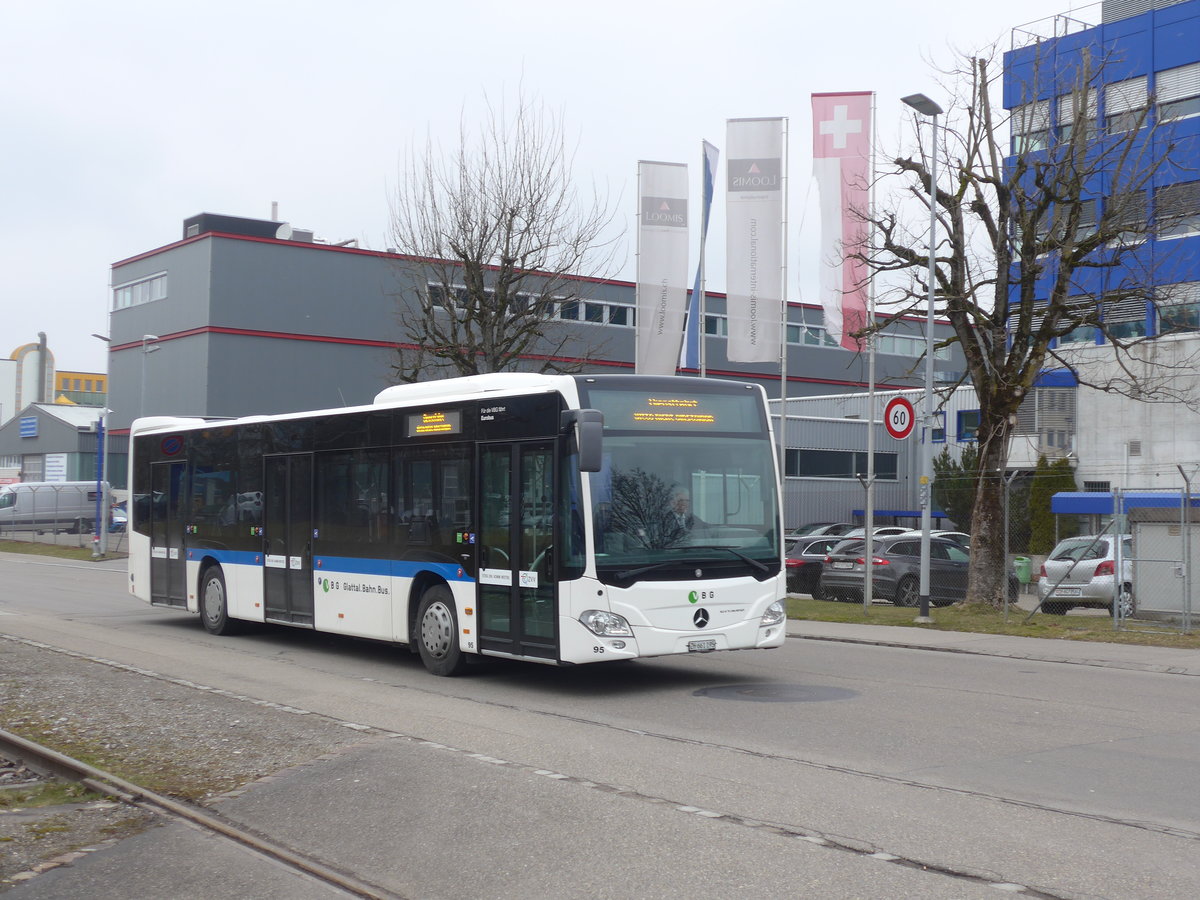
[693,608,710,628]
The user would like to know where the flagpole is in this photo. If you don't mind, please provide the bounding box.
[863,94,878,613]
[779,119,790,503]
[699,141,709,377]
[634,164,642,373]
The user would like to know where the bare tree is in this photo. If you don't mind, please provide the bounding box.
[387,94,622,381]
[865,48,1197,606]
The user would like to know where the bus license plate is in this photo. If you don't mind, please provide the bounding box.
[688,639,717,652]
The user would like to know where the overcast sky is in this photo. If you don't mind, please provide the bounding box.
[2,0,1087,374]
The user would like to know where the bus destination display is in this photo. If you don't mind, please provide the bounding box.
[584,388,763,433]
[632,397,716,426]
[407,409,462,437]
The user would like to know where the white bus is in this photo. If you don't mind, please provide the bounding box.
[127,373,786,675]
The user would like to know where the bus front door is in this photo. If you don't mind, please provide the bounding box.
[478,442,557,660]
[263,454,315,626]
[149,461,187,608]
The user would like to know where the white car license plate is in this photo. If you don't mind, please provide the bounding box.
[832,561,853,569]
[688,639,717,652]
[1053,587,1083,597]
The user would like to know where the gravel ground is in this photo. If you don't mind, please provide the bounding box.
[0,637,369,890]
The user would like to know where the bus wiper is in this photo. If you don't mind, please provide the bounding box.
[614,561,680,581]
[614,548,771,582]
[687,546,772,574]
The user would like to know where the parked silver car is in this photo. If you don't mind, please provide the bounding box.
[1037,534,1134,616]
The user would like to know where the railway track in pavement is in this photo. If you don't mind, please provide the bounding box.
[0,728,401,899]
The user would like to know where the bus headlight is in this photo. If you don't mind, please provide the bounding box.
[580,609,633,637]
[760,600,786,628]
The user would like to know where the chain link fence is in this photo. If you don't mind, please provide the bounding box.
[0,483,127,555]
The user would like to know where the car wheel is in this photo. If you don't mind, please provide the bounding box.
[200,566,238,635]
[1042,601,1070,615]
[1114,583,1135,618]
[812,582,832,601]
[894,576,920,608]
[417,585,468,676]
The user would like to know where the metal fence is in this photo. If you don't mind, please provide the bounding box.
[1121,487,1196,633]
[989,476,1194,633]
[0,483,127,555]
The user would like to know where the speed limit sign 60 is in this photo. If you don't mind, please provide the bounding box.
[884,397,915,440]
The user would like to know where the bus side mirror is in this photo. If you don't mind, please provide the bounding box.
[561,409,603,473]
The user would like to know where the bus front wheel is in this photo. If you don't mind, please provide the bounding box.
[417,585,467,677]
[201,566,238,636]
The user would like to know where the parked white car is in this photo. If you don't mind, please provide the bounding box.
[1037,534,1134,616]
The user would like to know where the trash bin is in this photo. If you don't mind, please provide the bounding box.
[1013,556,1032,584]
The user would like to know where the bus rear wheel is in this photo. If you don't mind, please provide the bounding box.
[417,585,467,677]
[201,566,238,635]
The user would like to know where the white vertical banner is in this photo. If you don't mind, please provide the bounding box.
[725,117,785,363]
[635,160,690,375]
[812,92,873,350]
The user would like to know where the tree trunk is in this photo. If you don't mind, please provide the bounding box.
[966,423,1011,607]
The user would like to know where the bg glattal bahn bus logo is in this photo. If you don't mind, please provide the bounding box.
[640,196,688,226]
[728,158,781,192]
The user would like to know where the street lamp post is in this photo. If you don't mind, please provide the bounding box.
[141,334,160,418]
[902,92,943,624]
[90,333,112,558]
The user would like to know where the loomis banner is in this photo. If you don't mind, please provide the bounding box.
[725,118,785,364]
[635,160,689,375]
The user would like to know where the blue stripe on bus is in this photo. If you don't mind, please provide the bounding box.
[185,548,262,567]
[315,556,473,582]
[184,549,473,584]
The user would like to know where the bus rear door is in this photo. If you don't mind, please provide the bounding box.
[149,461,187,608]
[263,453,315,626]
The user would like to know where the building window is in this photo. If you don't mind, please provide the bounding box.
[1106,190,1148,245]
[1158,282,1200,334]
[1157,61,1200,121]
[1056,87,1097,141]
[1156,181,1200,239]
[112,272,168,310]
[931,410,946,443]
[608,305,629,326]
[786,449,898,480]
[1073,199,1098,241]
[1011,100,1051,153]
[1057,296,1099,345]
[1104,294,1149,340]
[1083,481,1111,493]
[957,410,980,442]
[796,325,838,347]
[1105,76,1148,134]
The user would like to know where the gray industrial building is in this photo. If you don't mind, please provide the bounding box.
[103,213,963,434]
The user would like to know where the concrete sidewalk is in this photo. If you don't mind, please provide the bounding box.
[787,619,1200,676]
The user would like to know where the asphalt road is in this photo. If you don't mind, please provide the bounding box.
[3,552,1199,898]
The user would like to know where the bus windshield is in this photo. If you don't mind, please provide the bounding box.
[589,431,779,585]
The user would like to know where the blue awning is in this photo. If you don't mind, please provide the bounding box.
[1034,368,1078,388]
[1051,492,1200,514]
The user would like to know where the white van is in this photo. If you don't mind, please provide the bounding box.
[0,482,111,535]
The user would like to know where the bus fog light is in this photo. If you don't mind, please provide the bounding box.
[610,640,626,650]
[760,601,786,627]
[580,610,633,637]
